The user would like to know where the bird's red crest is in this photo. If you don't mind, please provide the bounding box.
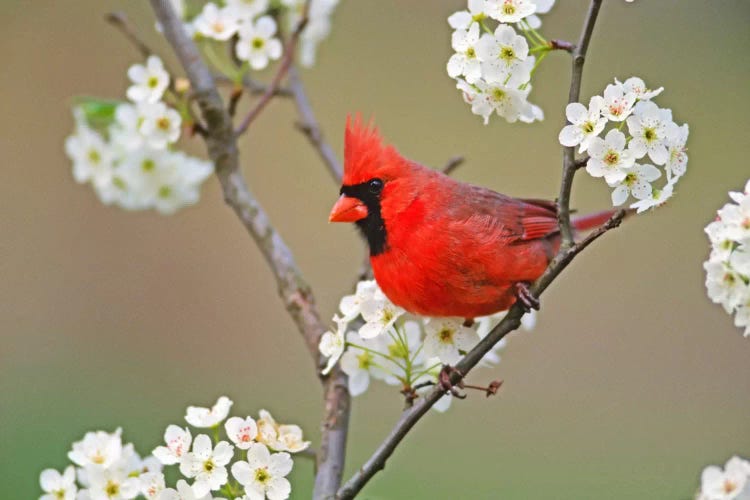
[343,115,405,185]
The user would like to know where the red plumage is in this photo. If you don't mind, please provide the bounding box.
[330,117,615,319]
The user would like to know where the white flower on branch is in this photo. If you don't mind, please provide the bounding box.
[456,77,528,125]
[140,471,167,499]
[79,465,141,500]
[558,97,606,152]
[137,101,182,150]
[664,123,689,180]
[68,428,123,469]
[256,409,310,453]
[358,289,405,339]
[422,318,479,365]
[225,416,259,450]
[619,76,663,101]
[185,396,233,428]
[600,82,636,122]
[339,280,378,321]
[485,0,537,23]
[39,466,77,500]
[193,3,241,41]
[629,177,676,213]
[236,16,283,70]
[447,23,482,84]
[126,55,170,104]
[476,24,530,87]
[448,0,488,30]
[586,129,635,184]
[340,331,392,396]
[179,435,234,498]
[231,443,293,500]
[698,456,750,500]
[626,100,673,165]
[157,479,220,500]
[153,425,192,465]
[319,314,347,375]
[609,162,662,206]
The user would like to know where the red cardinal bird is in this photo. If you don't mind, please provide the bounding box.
[329,117,615,321]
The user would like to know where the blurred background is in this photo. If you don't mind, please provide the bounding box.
[2,1,749,498]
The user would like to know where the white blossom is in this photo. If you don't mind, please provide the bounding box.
[422,318,479,364]
[40,466,77,500]
[68,429,123,469]
[558,97,607,152]
[231,443,293,500]
[698,456,750,500]
[609,162,661,206]
[476,24,531,87]
[619,76,663,101]
[225,416,259,450]
[153,425,192,465]
[340,332,391,396]
[626,100,673,165]
[448,0,488,30]
[524,0,555,29]
[447,23,482,84]
[137,102,182,150]
[126,56,170,104]
[236,16,283,70]
[157,480,219,500]
[193,3,241,41]
[226,0,270,21]
[255,410,310,453]
[485,0,536,23]
[185,396,233,428]
[79,466,140,500]
[179,435,234,498]
[664,123,689,180]
[629,178,675,213]
[586,129,635,184]
[600,82,636,122]
[319,314,347,375]
[338,280,378,321]
[457,77,528,125]
[140,472,167,499]
[358,289,405,339]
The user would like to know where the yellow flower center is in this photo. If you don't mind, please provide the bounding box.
[105,480,120,497]
[156,117,171,131]
[252,38,265,50]
[255,467,270,484]
[604,151,619,166]
[438,327,455,344]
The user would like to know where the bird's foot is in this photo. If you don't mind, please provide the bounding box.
[438,365,467,399]
[514,282,540,312]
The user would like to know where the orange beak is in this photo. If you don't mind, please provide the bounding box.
[329,195,368,222]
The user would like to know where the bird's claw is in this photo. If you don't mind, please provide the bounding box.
[438,365,467,399]
[515,282,540,312]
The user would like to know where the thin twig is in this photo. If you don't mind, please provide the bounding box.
[215,74,293,97]
[557,0,603,247]
[442,156,465,175]
[148,3,351,499]
[289,66,344,183]
[106,11,153,58]
[235,1,311,135]
[549,39,575,53]
[574,154,590,169]
[337,2,607,497]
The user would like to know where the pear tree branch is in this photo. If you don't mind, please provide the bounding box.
[148,2,350,499]
[337,1,606,497]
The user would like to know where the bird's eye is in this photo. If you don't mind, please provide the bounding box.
[368,178,384,194]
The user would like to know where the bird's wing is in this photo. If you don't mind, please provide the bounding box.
[450,185,560,243]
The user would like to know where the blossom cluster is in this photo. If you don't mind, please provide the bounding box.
[64,56,213,214]
[696,455,750,500]
[559,76,689,213]
[447,0,557,124]
[319,280,535,411]
[183,0,340,70]
[39,396,309,500]
[704,179,750,337]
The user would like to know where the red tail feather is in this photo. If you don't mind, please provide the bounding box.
[572,210,619,231]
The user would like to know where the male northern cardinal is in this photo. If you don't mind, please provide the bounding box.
[329,117,615,321]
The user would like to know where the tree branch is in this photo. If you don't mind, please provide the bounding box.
[105,11,153,59]
[557,0,603,247]
[337,2,608,497]
[235,1,311,135]
[148,2,350,498]
[289,66,344,183]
